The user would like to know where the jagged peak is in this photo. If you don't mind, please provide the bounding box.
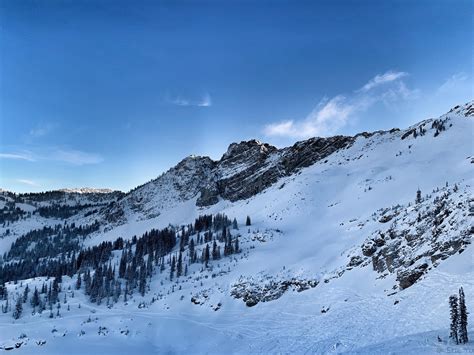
[222,139,277,161]
[174,155,215,169]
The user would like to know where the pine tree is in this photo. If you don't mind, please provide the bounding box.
[204,244,210,267]
[232,218,238,230]
[246,216,251,226]
[23,284,29,303]
[458,287,469,344]
[170,256,176,281]
[31,287,40,308]
[189,238,195,264]
[139,266,146,296]
[13,298,22,319]
[212,240,219,260]
[76,273,82,290]
[234,236,240,253]
[119,251,127,278]
[416,189,422,204]
[176,252,183,278]
[449,294,459,344]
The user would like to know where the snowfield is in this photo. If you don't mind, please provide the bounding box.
[0,102,472,354]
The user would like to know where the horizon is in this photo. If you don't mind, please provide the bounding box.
[1,0,472,193]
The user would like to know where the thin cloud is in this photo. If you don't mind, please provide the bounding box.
[52,149,104,165]
[264,70,417,139]
[0,148,103,165]
[437,72,469,93]
[17,179,39,187]
[359,71,408,92]
[0,152,35,161]
[170,97,191,106]
[197,93,212,107]
[168,93,212,107]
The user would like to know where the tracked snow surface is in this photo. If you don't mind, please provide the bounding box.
[0,102,473,354]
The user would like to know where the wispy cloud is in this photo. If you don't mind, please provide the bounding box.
[167,92,212,107]
[0,149,103,165]
[17,179,39,187]
[26,122,57,141]
[359,71,408,92]
[437,72,469,93]
[52,149,103,165]
[264,70,417,139]
[0,152,35,161]
[197,93,212,107]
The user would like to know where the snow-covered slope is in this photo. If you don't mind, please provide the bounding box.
[0,101,472,354]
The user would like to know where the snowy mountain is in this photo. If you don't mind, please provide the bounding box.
[0,101,472,354]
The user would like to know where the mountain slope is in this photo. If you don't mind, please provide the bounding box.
[0,101,472,354]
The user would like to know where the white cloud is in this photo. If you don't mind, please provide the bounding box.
[359,71,408,92]
[437,72,469,93]
[0,152,35,161]
[197,93,212,107]
[17,179,39,187]
[0,149,102,165]
[264,70,417,139]
[168,93,212,107]
[52,149,104,165]
[264,95,369,138]
[170,97,191,106]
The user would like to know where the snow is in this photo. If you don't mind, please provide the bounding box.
[0,103,472,353]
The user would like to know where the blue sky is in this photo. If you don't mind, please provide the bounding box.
[0,0,472,193]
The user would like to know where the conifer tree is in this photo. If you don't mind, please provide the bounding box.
[76,273,82,290]
[246,216,251,226]
[416,189,422,204]
[23,284,29,303]
[212,240,219,260]
[177,252,183,278]
[31,287,40,308]
[458,287,469,344]
[234,236,240,253]
[13,298,22,319]
[449,294,459,344]
[204,244,210,267]
[170,256,176,281]
[189,238,195,264]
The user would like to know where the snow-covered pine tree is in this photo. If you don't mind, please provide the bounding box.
[458,287,469,344]
[449,294,459,344]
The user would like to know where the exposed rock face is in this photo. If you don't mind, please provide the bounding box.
[397,264,428,290]
[198,135,355,205]
[349,183,472,291]
[213,140,279,203]
[102,100,474,223]
[107,135,357,222]
[231,277,318,307]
